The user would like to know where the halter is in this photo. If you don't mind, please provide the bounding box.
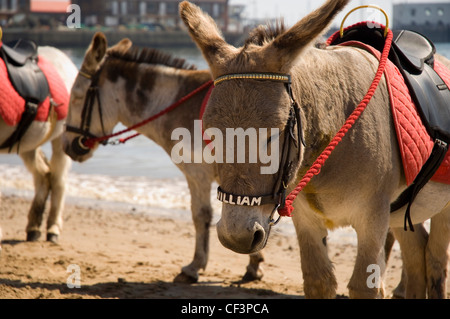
[214,72,305,226]
[65,68,109,156]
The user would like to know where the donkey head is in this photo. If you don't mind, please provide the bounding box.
[63,32,132,162]
[180,0,349,254]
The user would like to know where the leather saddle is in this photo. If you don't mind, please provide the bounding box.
[0,39,50,151]
[333,26,450,142]
[330,25,450,230]
[392,30,450,143]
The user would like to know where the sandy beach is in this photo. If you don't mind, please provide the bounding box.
[0,164,449,300]
[0,191,422,300]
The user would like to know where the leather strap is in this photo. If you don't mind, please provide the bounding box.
[390,139,448,231]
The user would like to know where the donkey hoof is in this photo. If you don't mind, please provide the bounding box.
[173,271,198,284]
[242,269,264,282]
[26,231,41,242]
[46,233,59,244]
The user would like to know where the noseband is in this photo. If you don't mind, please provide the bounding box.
[66,69,108,155]
[214,73,305,226]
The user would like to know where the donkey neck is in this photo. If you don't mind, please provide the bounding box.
[104,61,211,145]
[292,46,378,176]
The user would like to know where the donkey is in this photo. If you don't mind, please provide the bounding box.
[179,0,450,298]
[0,46,77,246]
[62,33,264,283]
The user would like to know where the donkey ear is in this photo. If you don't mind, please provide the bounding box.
[82,32,108,73]
[179,1,236,75]
[263,0,350,71]
[108,38,133,54]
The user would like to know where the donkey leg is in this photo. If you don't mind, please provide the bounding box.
[348,207,390,299]
[426,207,450,299]
[384,229,396,264]
[242,252,265,282]
[392,224,428,299]
[292,206,336,298]
[174,176,213,283]
[45,137,71,243]
[20,148,51,241]
[384,229,407,299]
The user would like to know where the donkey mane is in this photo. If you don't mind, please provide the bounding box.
[244,20,327,50]
[106,46,197,70]
[244,21,287,47]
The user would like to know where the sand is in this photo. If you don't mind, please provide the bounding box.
[1,192,434,300]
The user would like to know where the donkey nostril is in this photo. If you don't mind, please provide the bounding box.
[251,228,265,250]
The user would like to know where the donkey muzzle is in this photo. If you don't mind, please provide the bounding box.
[71,135,91,156]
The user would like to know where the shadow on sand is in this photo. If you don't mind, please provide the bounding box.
[0,277,303,299]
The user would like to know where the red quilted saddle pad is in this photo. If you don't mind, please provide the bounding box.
[336,41,450,185]
[0,54,69,126]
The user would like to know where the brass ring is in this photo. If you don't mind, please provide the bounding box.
[340,5,389,38]
[268,204,282,226]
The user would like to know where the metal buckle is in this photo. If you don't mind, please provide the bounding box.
[268,203,282,226]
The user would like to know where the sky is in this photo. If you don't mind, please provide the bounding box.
[228,0,450,28]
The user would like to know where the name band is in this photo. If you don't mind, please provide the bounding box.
[217,187,262,206]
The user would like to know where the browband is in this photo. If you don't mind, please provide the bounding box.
[214,73,291,86]
[78,69,93,79]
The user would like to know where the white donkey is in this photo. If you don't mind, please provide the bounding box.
[0,45,77,250]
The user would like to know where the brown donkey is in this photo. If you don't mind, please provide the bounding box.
[62,33,264,283]
[180,0,450,298]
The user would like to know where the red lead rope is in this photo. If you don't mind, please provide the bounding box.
[277,29,394,217]
[84,80,214,149]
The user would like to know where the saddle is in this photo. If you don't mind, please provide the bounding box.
[0,39,50,151]
[328,24,450,230]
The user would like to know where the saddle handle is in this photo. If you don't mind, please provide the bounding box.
[340,5,390,38]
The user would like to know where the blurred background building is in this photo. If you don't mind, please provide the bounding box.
[393,2,450,42]
[73,0,229,31]
[0,0,239,31]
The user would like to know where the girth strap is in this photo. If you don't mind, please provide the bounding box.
[0,101,38,152]
[390,139,448,231]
